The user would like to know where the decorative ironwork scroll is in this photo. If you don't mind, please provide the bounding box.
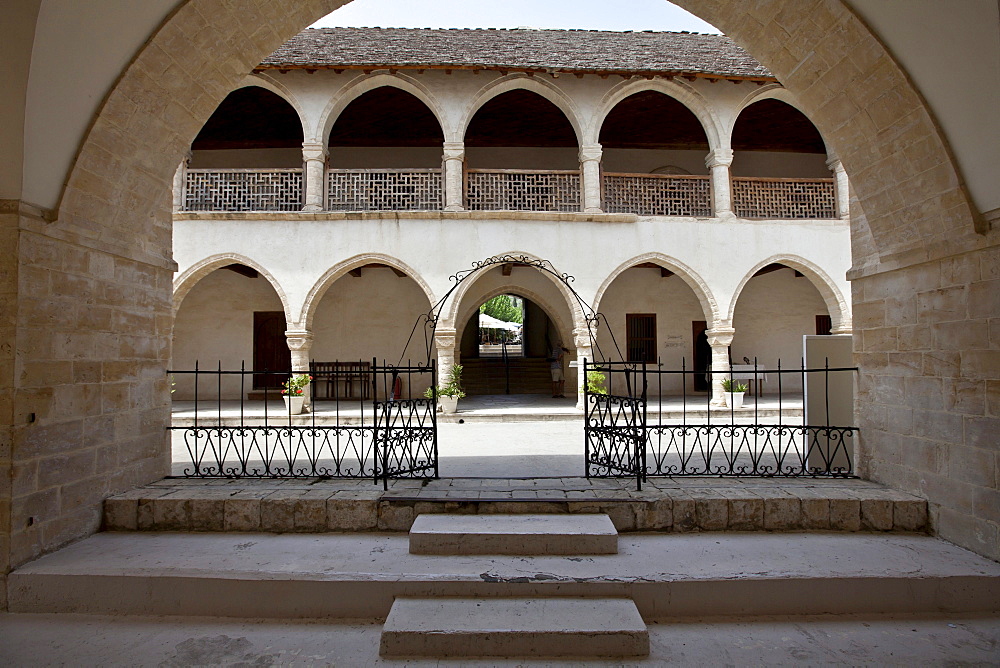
[184,169,303,212]
[373,362,438,489]
[585,361,647,490]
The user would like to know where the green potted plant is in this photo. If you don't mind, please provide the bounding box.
[586,370,609,396]
[425,363,466,414]
[281,373,312,415]
[721,377,748,409]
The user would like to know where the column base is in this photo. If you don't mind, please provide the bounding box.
[584,207,604,214]
[301,204,323,213]
[444,205,465,212]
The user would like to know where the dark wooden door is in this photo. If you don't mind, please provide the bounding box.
[253,311,290,389]
[692,320,710,392]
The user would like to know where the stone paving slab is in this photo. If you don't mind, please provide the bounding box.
[104,477,928,534]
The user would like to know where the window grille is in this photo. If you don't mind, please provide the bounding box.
[604,173,712,216]
[733,177,837,219]
[626,313,657,363]
[326,169,443,211]
[184,169,303,212]
[466,169,581,212]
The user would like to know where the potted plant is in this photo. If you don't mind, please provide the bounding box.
[722,377,748,409]
[425,363,465,414]
[586,370,609,396]
[281,373,312,415]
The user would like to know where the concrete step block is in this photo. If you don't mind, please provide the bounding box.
[409,513,618,555]
[380,597,648,658]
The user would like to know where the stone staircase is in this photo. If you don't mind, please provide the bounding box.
[461,357,553,395]
[383,513,648,658]
[8,479,1000,661]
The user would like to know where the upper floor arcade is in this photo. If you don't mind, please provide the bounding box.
[174,27,850,222]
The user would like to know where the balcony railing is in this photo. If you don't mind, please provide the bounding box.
[466,169,581,212]
[327,168,443,211]
[179,169,841,219]
[604,173,712,217]
[733,177,837,219]
[183,168,303,212]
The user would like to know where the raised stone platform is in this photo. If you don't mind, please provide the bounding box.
[409,513,619,555]
[380,597,649,658]
[10,532,1000,619]
[103,477,929,534]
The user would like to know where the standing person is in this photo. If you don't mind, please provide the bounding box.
[550,346,569,398]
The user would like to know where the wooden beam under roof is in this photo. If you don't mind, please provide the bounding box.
[633,262,674,278]
[223,264,258,278]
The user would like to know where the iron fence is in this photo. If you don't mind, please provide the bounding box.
[168,360,436,487]
[585,358,858,488]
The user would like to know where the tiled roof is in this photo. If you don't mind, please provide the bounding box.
[259,27,774,80]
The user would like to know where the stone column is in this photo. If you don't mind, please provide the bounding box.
[285,329,314,409]
[442,142,465,211]
[301,143,328,212]
[705,327,735,407]
[705,148,734,218]
[574,328,594,410]
[579,144,603,213]
[172,153,191,213]
[827,157,851,220]
[434,327,458,379]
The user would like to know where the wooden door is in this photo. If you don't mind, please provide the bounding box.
[253,311,290,389]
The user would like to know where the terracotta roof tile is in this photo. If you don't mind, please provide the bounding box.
[260,27,774,79]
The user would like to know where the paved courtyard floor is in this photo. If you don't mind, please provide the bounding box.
[2,612,998,666]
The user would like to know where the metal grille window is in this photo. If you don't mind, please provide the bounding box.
[327,169,443,211]
[626,313,657,363]
[733,177,837,219]
[466,169,581,212]
[604,173,712,216]
[184,169,303,212]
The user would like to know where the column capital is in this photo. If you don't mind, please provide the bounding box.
[826,156,844,172]
[302,143,328,161]
[579,144,603,163]
[705,327,735,347]
[443,141,465,161]
[434,327,457,349]
[705,148,734,169]
[284,330,314,350]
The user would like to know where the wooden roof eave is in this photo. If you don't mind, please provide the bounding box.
[253,63,777,84]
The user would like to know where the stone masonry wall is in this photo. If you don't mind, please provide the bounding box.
[0,203,20,609]
[855,245,1000,560]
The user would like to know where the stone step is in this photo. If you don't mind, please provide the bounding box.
[10,532,1000,619]
[409,513,618,555]
[380,597,648,658]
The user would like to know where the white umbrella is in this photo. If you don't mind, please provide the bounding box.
[478,313,522,331]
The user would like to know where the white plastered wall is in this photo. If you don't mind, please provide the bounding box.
[596,267,708,395]
[730,267,830,391]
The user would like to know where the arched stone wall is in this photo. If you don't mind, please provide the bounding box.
[460,75,585,148]
[172,252,292,320]
[4,0,994,580]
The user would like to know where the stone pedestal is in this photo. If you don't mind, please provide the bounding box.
[285,329,314,409]
[706,327,735,407]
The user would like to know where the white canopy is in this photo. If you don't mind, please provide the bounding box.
[478,313,522,331]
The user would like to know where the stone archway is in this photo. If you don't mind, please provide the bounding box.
[6,0,997,581]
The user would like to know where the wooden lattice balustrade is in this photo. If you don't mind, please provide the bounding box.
[603,173,712,217]
[465,169,581,212]
[326,168,443,211]
[184,168,304,212]
[733,177,837,219]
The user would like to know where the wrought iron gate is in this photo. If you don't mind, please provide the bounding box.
[584,360,647,490]
[372,362,438,489]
